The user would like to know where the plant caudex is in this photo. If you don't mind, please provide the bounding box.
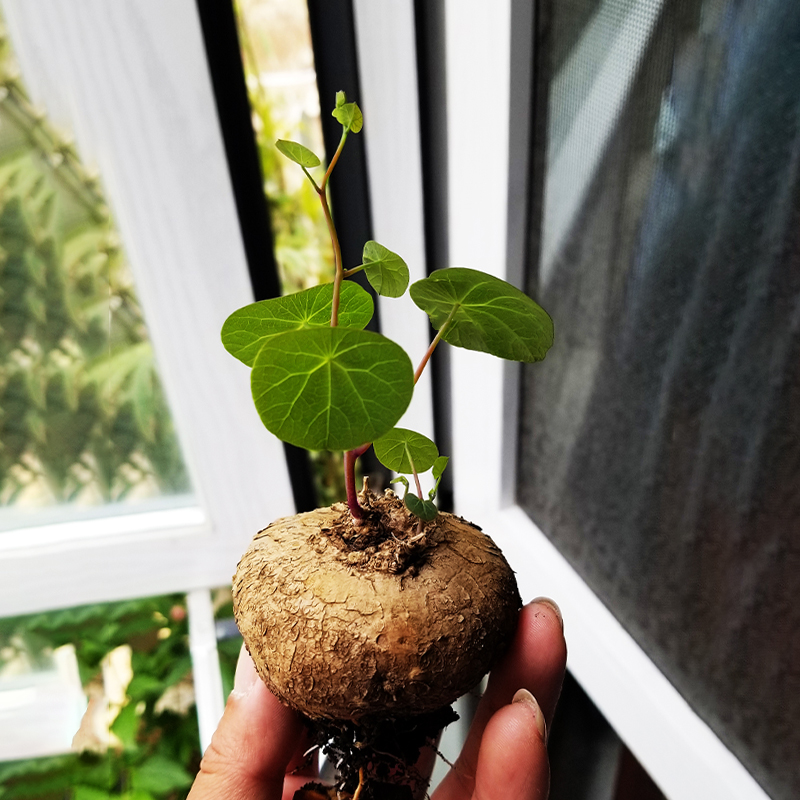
[223,93,553,799]
[222,92,553,524]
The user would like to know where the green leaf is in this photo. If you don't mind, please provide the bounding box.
[405,493,438,520]
[129,755,193,794]
[221,282,374,366]
[429,455,449,500]
[110,701,140,751]
[361,241,410,297]
[73,787,115,800]
[374,427,439,474]
[332,101,363,134]
[410,268,554,362]
[252,327,413,451]
[275,139,321,167]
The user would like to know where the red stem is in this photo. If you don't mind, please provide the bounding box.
[344,449,363,521]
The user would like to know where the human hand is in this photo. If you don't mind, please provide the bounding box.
[187,598,567,800]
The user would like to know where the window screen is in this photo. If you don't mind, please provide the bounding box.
[518,1,800,798]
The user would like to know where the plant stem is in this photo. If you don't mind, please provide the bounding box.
[320,194,343,326]
[314,132,348,327]
[414,306,458,384]
[344,449,363,521]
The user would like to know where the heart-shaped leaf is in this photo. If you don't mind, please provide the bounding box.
[410,268,553,362]
[276,139,321,168]
[221,282,374,366]
[252,327,413,451]
[373,427,439,474]
[405,493,438,520]
[332,101,363,134]
[361,241,410,298]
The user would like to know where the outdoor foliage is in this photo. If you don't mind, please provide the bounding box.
[0,20,189,508]
[0,596,201,800]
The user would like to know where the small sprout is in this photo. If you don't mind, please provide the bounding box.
[332,92,363,134]
[373,427,439,474]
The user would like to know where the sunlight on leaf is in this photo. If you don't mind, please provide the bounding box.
[275,139,321,168]
[252,327,413,451]
[361,241,410,297]
[332,100,363,134]
[410,268,553,362]
[221,282,374,366]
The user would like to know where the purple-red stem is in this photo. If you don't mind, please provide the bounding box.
[344,449,363,521]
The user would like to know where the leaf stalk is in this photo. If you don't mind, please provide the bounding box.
[414,305,458,384]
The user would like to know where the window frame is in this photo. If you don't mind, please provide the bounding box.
[0,0,295,618]
[443,1,770,798]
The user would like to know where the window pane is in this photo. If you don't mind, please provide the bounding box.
[518,2,800,798]
[0,10,192,530]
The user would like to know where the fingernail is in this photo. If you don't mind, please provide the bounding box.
[232,645,259,697]
[532,596,563,632]
[513,688,547,742]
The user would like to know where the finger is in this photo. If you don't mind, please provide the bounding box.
[472,690,549,800]
[434,599,566,799]
[188,648,309,800]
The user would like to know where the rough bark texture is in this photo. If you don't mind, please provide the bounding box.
[233,489,521,720]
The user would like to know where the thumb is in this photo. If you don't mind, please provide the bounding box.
[188,648,306,800]
[472,689,550,800]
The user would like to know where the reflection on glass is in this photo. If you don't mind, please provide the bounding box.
[519,2,800,798]
[0,15,191,522]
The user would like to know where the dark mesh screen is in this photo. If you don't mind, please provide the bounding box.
[518,1,800,797]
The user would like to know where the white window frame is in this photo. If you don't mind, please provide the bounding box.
[443,2,769,799]
[0,0,295,620]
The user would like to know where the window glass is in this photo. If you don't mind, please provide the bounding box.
[0,10,191,530]
[236,0,332,294]
[518,2,800,798]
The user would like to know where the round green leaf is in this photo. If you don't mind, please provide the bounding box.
[332,101,363,134]
[275,139,320,167]
[361,241,410,297]
[373,427,439,474]
[221,282,373,366]
[410,268,554,362]
[252,327,413,451]
[405,494,438,520]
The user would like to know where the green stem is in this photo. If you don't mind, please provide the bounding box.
[319,193,343,327]
[321,130,347,193]
[342,265,364,278]
[414,306,458,384]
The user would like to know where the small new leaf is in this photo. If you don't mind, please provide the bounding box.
[374,427,439,474]
[428,455,449,501]
[252,327,413,451]
[221,282,374,366]
[405,493,438,521]
[410,268,554,362]
[332,100,363,134]
[361,241,410,297]
[275,139,321,168]
[390,475,410,494]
